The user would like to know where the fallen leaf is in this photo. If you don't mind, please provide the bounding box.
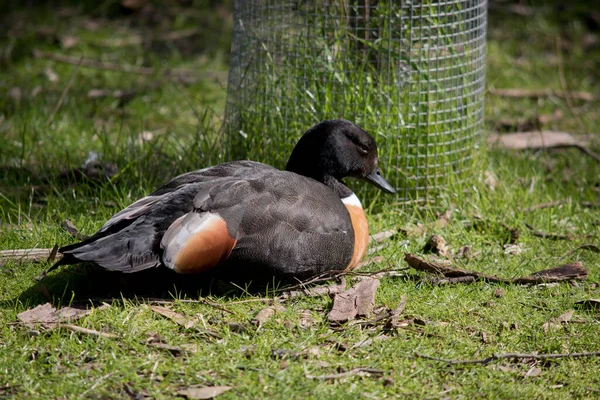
[423,234,449,257]
[60,35,79,49]
[9,87,21,102]
[17,303,94,328]
[523,366,542,378]
[575,299,600,311]
[176,385,232,399]
[44,67,59,82]
[488,131,582,150]
[542,310,574,333]
[149,305,196,329]
[401,209,452,237]
[252,304,285,327]
[388,295,408,328]
[455,245,472,258]
[494,288,504,298]
[121,0,149,10]
[327,277,380,323]
[504,243,524,255]
[484,171,498,190]
[298,310,316,329]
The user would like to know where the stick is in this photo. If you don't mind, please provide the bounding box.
[525,223,574,241]
[488,87,595,102]
[414,351,600,366]
[61,220,89,241]
[404,253,588,284]
[0,248,63,266]
[306,367,384,380]
[62,324,118,339]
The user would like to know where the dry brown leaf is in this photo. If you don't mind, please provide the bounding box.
[488,131,581,150]
[251,304,285,327]
[17,303,94,328]
[542,310,574,333]
[298,310,316,329]
[388,295,408,328]
[455,245,472,259]
[149,306,196,329]
[401,209,452,237]
[423,234,449,257]
[327,277,380,323]
[484,171,498,190]
[575,299,600,311]
[176,385,232,399]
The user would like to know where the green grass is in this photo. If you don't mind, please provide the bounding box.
[1,1,600,398]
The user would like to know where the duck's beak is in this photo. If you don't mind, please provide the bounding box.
[365,168,396,194]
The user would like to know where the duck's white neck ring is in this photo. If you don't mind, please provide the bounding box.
[341,193,362,208]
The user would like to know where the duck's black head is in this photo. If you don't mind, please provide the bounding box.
[285,119,395,197]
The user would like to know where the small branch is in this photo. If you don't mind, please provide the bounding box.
[0,248,62,266]
[46,57,82,126]
[61,324,118,339]
[279,278,346,301]
[525,223,574,241]
[306,367,384,380]
[61,220,89,241]
[414,350,600,366]
[404,253,588,284]
[488,87,596,102]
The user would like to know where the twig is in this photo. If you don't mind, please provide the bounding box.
[61,324,118,339]
[278,278,346,301]
[61,220,89,241]
[46,57,82,126]
[414,350,600,366]
[559,244,600,259]
[0,248,62,266]
[143,297,234,315]
[404,253,588,284]
[305,367,384,380]
[488,87,596,102]
[525,223,574,241]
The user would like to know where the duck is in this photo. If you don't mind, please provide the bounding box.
[50,119,395,281]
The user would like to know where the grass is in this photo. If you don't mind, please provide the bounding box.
[1,0,600,398]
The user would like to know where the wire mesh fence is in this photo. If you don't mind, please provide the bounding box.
[225,0,487,201]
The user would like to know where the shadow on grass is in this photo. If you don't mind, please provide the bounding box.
[3,263,293,310]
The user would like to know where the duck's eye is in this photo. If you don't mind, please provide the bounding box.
[357,145,369,154]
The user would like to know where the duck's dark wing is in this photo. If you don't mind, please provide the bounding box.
[50,161,273,272]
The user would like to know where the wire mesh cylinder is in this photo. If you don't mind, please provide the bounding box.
[225,0,487,200]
